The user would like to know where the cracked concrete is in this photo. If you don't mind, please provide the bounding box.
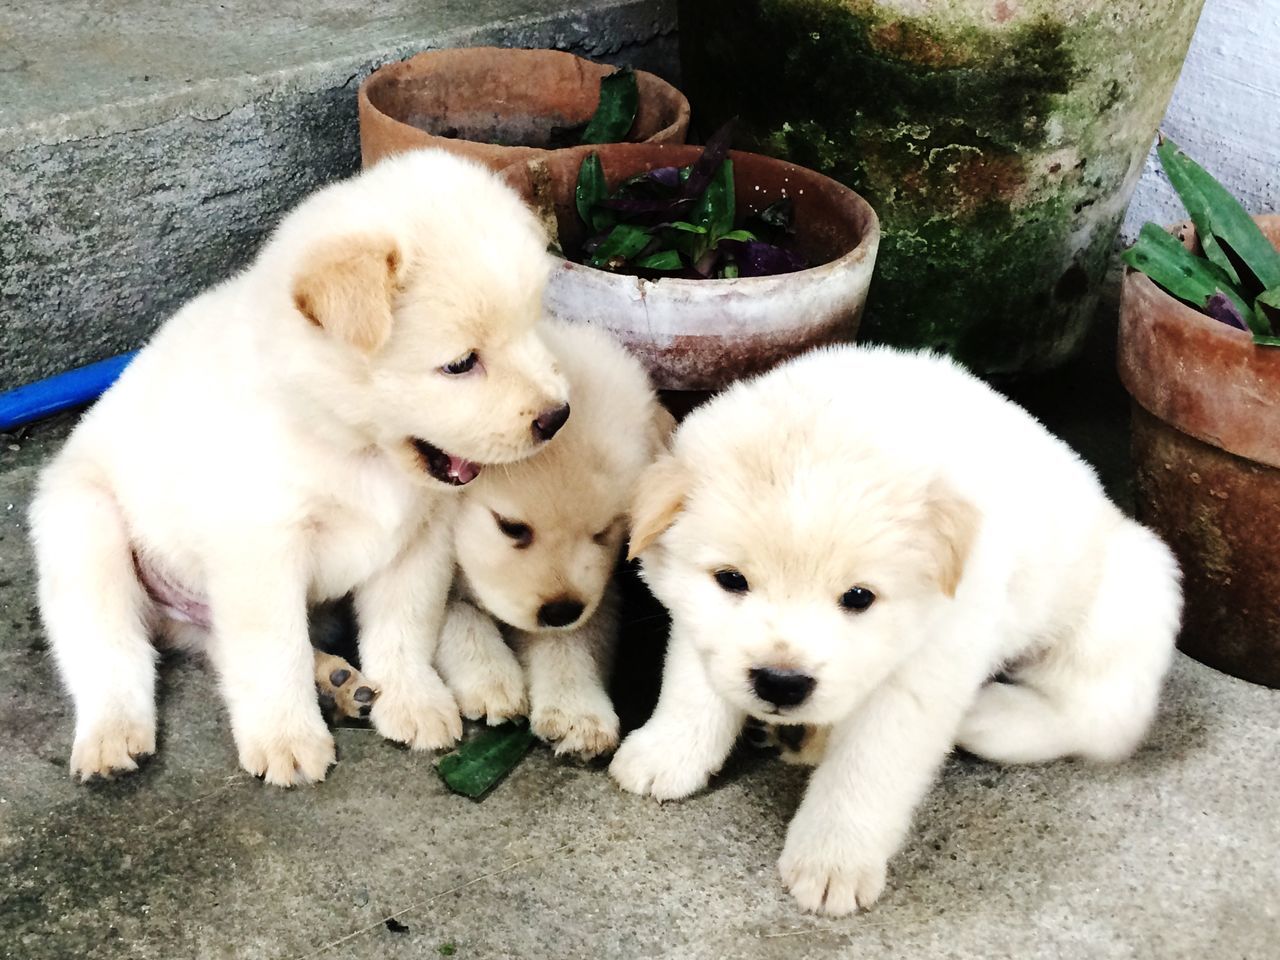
[1,325,1277,959]
[0,0,676,390]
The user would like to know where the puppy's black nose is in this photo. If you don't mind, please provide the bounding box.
[750,667,815,708]
[537,598,585,628]
[532,403,570,443]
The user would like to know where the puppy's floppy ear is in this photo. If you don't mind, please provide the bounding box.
[292,233,403,353]
[647,401,678,455]
[627,453,687,561]
[925,481,981,598]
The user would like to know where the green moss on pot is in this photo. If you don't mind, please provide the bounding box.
[678,0,1205,374]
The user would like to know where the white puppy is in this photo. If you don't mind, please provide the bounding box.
[435,321,673,758]
[30,150,571,786]
[610,345,1180,914]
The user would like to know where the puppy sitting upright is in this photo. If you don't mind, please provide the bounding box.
[611,345,1180,914]
[30,150,570,786]
[435,321,672,758]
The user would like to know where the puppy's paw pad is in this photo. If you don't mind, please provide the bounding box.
[371,688,463,751]
[609,728,708,800]
[314,652,380,722]
[238,725,335,787]
[535,706,620,759]
[778,849,887,916]
[71,716,156,781]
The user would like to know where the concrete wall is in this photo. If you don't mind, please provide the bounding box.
[0,0,677,391]
[1122,0,1280,240]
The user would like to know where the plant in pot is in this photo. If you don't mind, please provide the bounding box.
[500,128,880,411]
[1118,138,1280,687]
[358,48,689,171]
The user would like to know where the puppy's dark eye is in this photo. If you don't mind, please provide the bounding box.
[714,568,749,594]
[441,351,479,375]
[840,586,876,612]
[494,514,533,548]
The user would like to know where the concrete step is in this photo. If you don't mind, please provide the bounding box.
[0,0,676,390]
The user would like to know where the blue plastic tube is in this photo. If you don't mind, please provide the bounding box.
[0,353,136,432]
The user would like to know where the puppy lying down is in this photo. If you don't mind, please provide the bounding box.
[434,321,673,758]
[30,150,571,785]
[611,345,1181,914]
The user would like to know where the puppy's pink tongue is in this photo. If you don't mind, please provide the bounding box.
[448,456,480,484]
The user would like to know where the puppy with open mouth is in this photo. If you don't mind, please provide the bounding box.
[435,320,673,758]
[610,344,1181,914]
[30,149,570,786]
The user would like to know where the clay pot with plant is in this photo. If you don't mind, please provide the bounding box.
[359,48,689,171]
[1118,139,1280,688]
[500,127,880,408]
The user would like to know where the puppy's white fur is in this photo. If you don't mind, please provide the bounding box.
[435,321,672,757]
[30,150,570,786]
[610,345,1180,914]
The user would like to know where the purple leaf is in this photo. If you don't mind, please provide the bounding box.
[646,166,682,190]
[721,240,808,278]
[1204,291,1249,331]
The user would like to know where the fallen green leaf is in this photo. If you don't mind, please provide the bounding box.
[436,722,535,800]
[579,67,639,145]
[664,220,708,234]
[719,228,757,243]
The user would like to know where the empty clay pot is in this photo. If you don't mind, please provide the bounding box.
[1118,215,1280,687]
[359,48,690,171]
[500,143,880,395]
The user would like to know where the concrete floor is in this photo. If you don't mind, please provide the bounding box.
[2,333,1279,959]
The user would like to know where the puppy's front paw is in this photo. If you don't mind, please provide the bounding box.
[778,834,888,916]
[314,652,379,722]
[450,658,528,727]
[533,703,620,759]
[236,720,335,787]
[609,725,711,800]
[371,683,463,751]
[70,713,156,781]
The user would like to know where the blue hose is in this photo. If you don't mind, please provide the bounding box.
[0,353,136,432]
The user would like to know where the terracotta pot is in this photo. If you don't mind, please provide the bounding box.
[359,48,690,171]
[500,143,879,395]
[1118,215,1280,687]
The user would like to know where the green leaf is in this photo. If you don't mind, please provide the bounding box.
[1156,139,1241,285]
[688,159,736,243]
[634,249,684,271]
[664,221,708,234]
[1122,223,1251,317]
[721,261,740,279]
[587,223,653,270]
[579,67,639,145]
[719,229,757,242]
[435,722,535,800]
[1252,335,1280,347]
[1158,138,1280,290]
[575,153,608,230]
[1252,287,1280,338]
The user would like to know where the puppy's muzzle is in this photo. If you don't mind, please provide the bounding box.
[532,403,571,443]
[750,667,815,709]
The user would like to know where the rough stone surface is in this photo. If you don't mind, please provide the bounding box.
[676,0,1205,375]
[0,0,677,391]
[2,336,1278,959]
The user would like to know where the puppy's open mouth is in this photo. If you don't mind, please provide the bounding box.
[411,438,481,487]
